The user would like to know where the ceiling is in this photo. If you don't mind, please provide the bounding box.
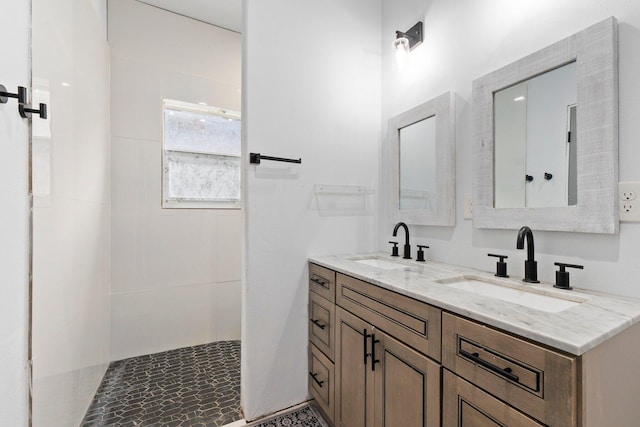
[137,0,242,33]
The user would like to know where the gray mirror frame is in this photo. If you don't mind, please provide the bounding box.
[472,17,618,234]
[386,91,455,226]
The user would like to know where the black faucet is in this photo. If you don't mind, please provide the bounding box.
[393,222,411,259]
[516,226,539,283]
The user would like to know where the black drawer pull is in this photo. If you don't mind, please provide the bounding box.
[460,349,519,382]
[310,277,328,287]
[310,319,326,329]
[309,372,324,387]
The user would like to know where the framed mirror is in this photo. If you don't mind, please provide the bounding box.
[472,17,618,233]
[386,91,455,226]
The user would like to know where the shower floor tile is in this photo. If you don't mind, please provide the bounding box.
[81,340,241,427]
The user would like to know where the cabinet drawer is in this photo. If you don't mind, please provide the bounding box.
[442,313,578,427]
[443,370,544,427]
[309,291,335,361]
[309,263,336,302]
[337,273,442,362]
[309,343,335,423]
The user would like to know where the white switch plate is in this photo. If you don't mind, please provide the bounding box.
[619,182,640,221]
[463,193,473,220]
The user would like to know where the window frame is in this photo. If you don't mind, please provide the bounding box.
[161,98,242,210]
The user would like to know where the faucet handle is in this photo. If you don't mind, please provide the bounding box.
[388,241,399,257]
[488,253,509,278]
[554,262,584,290]
[416,245,429,262]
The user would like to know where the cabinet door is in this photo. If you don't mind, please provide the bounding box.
[335,307,374,427]
[373,330,441,427]
[442,370,544,427]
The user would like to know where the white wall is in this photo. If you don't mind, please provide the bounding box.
[242,0,381,420]
[109,0,242,361]
[381,0,640,298]
[30,0,112,425]
[0,2,31,425]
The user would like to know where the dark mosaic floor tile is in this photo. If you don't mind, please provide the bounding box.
[81,341,242,427]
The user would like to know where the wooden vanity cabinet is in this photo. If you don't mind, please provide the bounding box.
[309,343,335,422]
[334,307,372,427]
[373,326,441,427]
[336,273,441,362]
[309,262,640,427]
[333,273,442,427]
[335,306,441,427]
[308,263,337,423]
[309,263,336,302]
[310,291,335,361]
[443,370,544,427]
[442,311,640,427]
[442,313,578,427]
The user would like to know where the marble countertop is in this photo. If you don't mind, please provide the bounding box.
[309,253,640,356]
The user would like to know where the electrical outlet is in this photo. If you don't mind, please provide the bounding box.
[619,182,640,201]
[619,182,640,221]
[620,202,640,221]
[464,193,473,219]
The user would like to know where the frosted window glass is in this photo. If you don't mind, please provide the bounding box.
[162,100,241,207]
[165,152,240,201]
[164,108,241,155]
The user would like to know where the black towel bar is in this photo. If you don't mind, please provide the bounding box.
[249,152,301,165]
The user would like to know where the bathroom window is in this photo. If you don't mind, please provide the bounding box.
[162,99,241,209]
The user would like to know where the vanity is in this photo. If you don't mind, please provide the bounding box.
[307,14,630,427]
[307,254,640,427]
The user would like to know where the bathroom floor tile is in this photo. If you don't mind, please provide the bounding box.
[81,340,241,427]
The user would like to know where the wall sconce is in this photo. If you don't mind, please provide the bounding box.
[392,21,423,68]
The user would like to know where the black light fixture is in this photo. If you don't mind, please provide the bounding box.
[392,21,423,67]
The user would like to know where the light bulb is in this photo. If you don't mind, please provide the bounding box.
[392,37,410,69]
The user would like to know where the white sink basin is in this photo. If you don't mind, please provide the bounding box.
[351,257,408,270]
[438,276,583,313]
